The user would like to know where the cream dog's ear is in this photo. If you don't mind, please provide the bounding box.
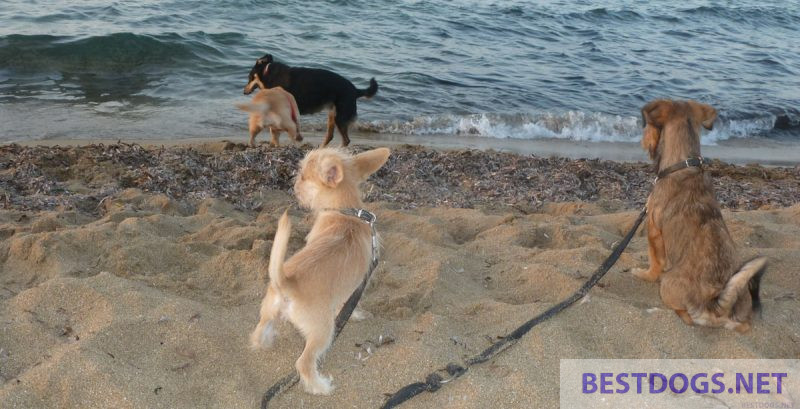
[353,148,390,180]
[319,155,344,188]
[640,100,672,160]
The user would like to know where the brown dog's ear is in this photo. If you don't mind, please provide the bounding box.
[353,148,390,179]
[319,155,344,188]
[699,103,717,130]
[262,63,271,77]
[640,100,672,160]
[641,100,672,129]
[642,124,661,160]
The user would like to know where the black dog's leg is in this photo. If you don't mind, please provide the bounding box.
[322,110,336,147]
[336,122,351,147]
[334,99,357,147]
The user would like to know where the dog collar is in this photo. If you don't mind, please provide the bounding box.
[337,208,377,226]
[655,156,709,183]
[319,208,376,225]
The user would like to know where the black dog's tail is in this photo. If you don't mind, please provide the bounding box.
[356,78,378,99]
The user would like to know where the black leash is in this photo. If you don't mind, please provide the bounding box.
[380,207,648,408]
[260,208,380,409]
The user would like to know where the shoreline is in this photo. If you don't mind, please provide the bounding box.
[12,131,800,167]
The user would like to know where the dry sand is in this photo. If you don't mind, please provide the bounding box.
[1,142,799,408]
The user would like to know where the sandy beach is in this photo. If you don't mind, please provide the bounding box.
[1,141,799,408]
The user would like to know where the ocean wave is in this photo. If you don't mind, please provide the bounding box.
[0,32,226,73]
[355,111,786,145]
[677,5,800,25]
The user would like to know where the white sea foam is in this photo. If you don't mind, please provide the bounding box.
[359,112,778,145]
[704,115,777,144]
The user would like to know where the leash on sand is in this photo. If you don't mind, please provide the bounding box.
[380,206,648,408]
[260,208,380,409]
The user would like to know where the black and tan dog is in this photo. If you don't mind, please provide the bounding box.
[244,54,378,147]
[633,99,766,332]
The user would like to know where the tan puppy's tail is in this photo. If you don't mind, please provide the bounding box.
[716,257,767,314]
[236,102,271,114]
[268,210,291,286]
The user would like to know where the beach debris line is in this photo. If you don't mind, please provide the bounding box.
[380,207,647,408]
[1,143,798,215]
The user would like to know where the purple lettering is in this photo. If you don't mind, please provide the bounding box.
[691,373,709,393]
[616,373,630,394]
[772,373,787,394]
[650,373,667,394]
[669,373,689,393]
[631,373,647,394]
[711,373,725,394]
[736,373,753,394]
[757,373,770,394]
[600,373,613,394]
[583,373,598,394]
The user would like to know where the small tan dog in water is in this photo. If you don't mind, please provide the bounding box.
[250,147,390,394]
[634,99,766,332]
[236,85,301,147]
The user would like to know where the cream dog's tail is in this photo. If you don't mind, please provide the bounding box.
[716,257,767,314]
[236,102,271,114]
[268,210,291,287]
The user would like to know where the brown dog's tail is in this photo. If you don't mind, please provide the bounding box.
[716,257,768,314]
[268,210,291,287]
[356,78,378,99]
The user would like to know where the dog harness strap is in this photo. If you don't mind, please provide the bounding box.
[656,156,709,180]
[338,209,378,262]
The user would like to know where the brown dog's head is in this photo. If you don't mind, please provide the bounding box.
[294,147,391,210]
[640,99,717,160]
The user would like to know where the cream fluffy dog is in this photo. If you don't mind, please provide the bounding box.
[236,85,301,147]
[250,147,390,394]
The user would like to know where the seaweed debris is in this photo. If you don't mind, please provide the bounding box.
[1,142,797,214]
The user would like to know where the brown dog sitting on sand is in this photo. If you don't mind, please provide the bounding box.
[633,99,766,333]
[236,85,301,147]
[250,147,390,394]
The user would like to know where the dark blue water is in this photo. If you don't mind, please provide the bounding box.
[1,0,798,144]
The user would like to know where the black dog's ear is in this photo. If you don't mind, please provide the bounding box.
[256,54,273,65]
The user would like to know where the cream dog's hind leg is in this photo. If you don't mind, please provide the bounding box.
[250,284,283,349]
